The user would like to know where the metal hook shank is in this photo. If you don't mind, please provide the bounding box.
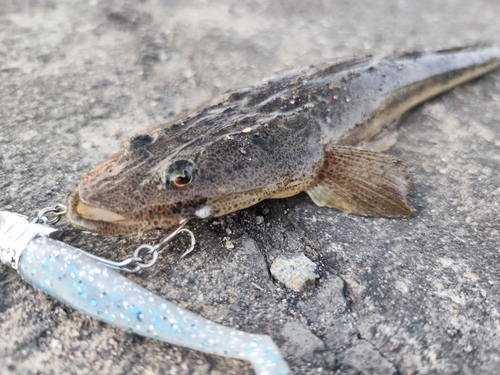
[81,221,197,273]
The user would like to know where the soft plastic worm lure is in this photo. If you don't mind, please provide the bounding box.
[0,211,290,375]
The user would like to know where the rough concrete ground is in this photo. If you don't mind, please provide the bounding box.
[1,0,500,374]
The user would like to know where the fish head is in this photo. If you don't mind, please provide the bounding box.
[67,114,323,235]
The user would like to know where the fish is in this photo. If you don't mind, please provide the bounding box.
[67,45,500,235]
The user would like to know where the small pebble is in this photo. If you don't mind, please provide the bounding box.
[270,254,317,292]
[255,216,264,225]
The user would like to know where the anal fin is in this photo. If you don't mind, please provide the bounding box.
[306,147,413,217]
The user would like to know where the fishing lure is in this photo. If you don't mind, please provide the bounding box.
[0,210,290,375]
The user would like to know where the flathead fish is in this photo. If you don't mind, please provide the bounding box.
[67,46,500,234]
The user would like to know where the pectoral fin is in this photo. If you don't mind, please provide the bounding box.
[306,147,413,217]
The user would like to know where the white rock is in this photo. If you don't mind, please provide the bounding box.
[270,254,317,292]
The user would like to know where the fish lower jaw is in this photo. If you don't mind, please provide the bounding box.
[67,193,186,235]
[75,201,129,223]
[67,203,140,234]
[66,193,144,234]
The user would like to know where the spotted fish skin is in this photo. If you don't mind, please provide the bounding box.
[67,46,500,235]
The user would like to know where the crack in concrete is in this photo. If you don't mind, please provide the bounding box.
[336,273,401,375]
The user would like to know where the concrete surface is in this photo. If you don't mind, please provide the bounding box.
[1,0,500,374]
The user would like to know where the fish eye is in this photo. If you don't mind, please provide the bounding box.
[173,170,192,187]
[166,160,196,188]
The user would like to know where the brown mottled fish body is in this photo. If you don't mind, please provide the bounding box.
[68,46,500,234]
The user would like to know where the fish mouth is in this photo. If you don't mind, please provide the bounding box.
[66,190,181,235]
[74,200,130,223]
